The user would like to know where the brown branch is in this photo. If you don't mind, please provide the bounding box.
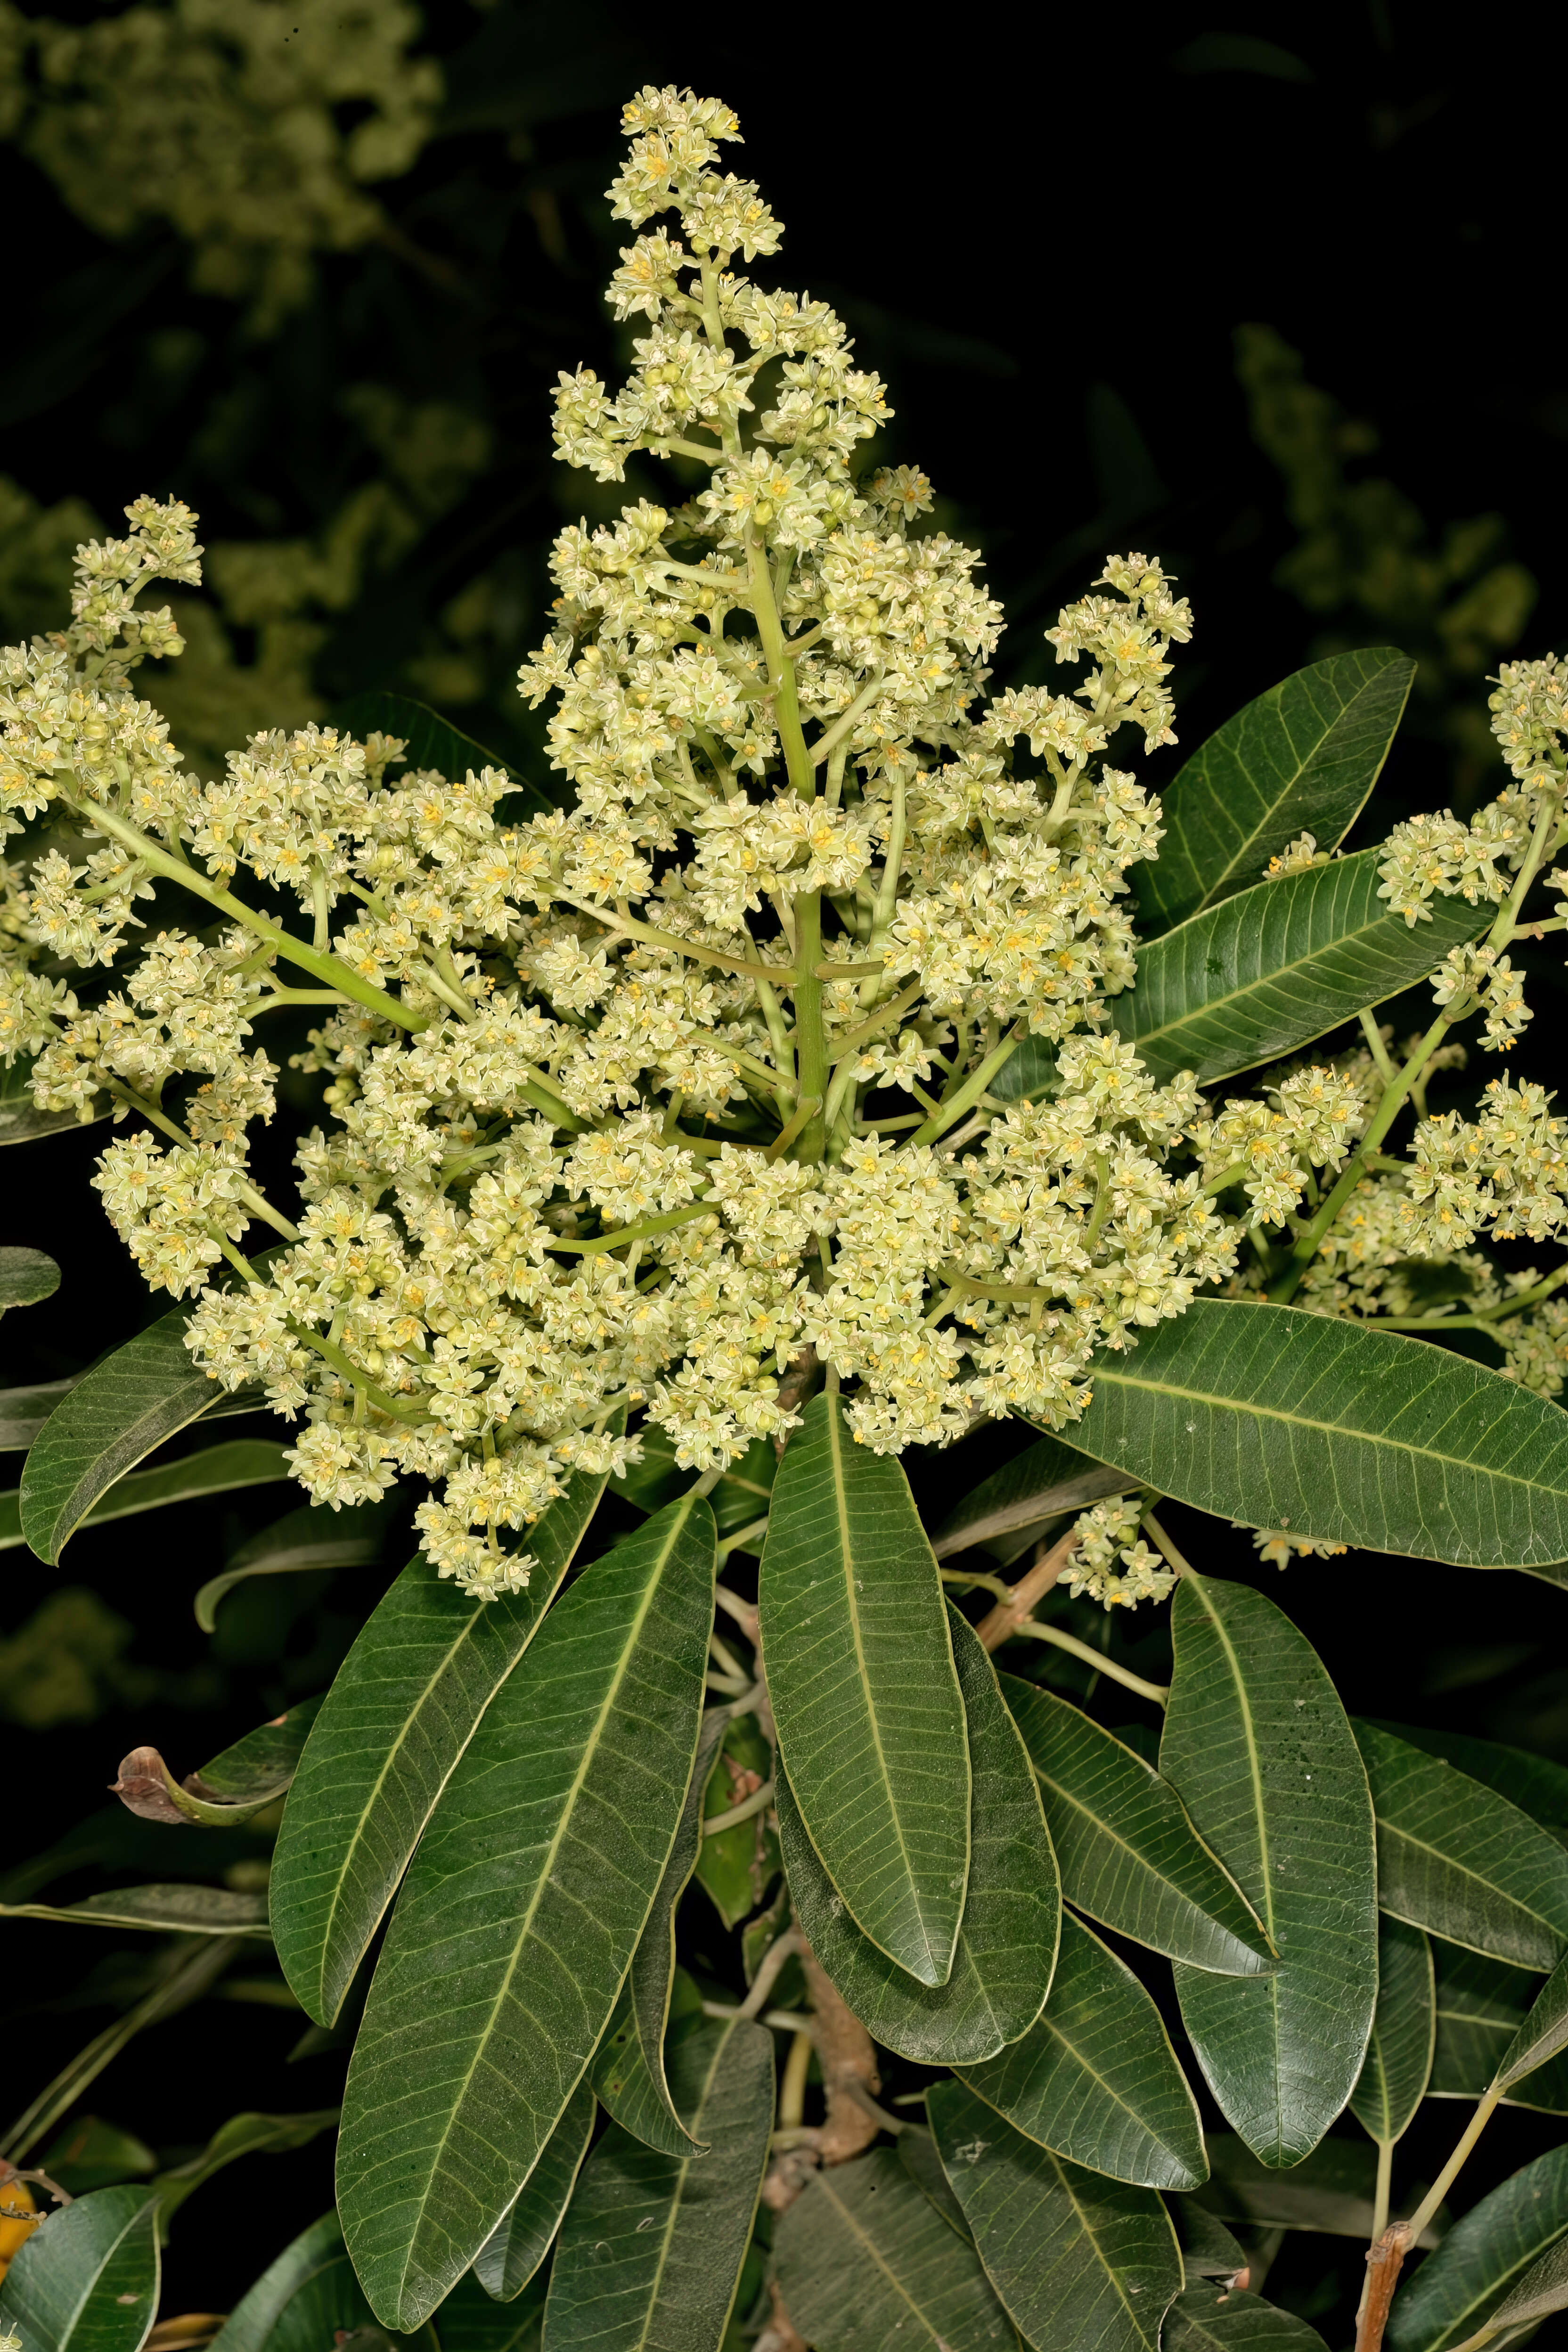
[976,1526,1080,1652]
[1355,2223,1413,2352]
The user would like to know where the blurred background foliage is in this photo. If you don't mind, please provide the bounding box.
[5,0,1568,2331]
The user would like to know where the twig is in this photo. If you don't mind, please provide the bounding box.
[702,1778,775,1837]
[1354,2223,1414,2352]
[1009,1620,1169,1706]
[975,1527,1079,1651]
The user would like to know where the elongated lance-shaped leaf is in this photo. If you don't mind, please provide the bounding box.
[1387,2144,1568,2352]
[4,1438,292,1553]
[17,1303,265,1562]
[271,1450,612,2026]
[1494,1945,1568,2091]
[193,1696,325,1806]
[1168,2196,1248,2281]
[928,2078,1183,2352]
[1134,647,1415,934]
[1429,1940,1554,2107]
[1161,2284,1331,2350]
[777,1607,1058,2065]
[0,1886,270,1936]
[472,2081,595,2303]
[931,1433,1133,1564]
[1073,1299,1568,1568]
[1000,1674,1271,1976]
[432,2270,546,2352]
[693,1707,779,1930]
[1119,844,1483,1084]
[1161,1573,1378,2167]
[544,2016,772,2352]
[1363,1721,1568,1837]
[196,1499,395,1633]
[773,2146,1016,2352]
[1349,1916,1435,2144]
[0,1245,59,1310]
[1475,2230,1568,2343]
[898,2129,972,2239]
[590,1707,727,2155]
[758,1392,971,1987]
[1199,2132,1437,2244]
[1352,1721,1568,1970]
[332,690,552,818]
[151,2110,339,2232]
[0,2188,159,2352]
[956,1909,1206,2190]
[337,1493,717,2330]
[207,2213,377,2352]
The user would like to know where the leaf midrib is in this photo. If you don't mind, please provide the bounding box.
[50,2196,154,2352]
[970,2003,1193,2175]
[1032,1760,1261,1960]
[626,2025,728,2349]
[1376,1813,1563,1943]
[1045,2147,1163,2344]
[813,2170,952,2338]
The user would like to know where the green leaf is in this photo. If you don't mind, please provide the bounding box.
[38,2119,157,2199]
[773,2145,1018,2352]
[195,1500,395,1632]
[1160,2284,1331,2350]
[1134,647,1414,933]
[544,2017,773,2352]
[0,1245,60,1310]
[1352,1721,1568,1970]
[955,1909,1206,2190]
[1362,1722,1568,1838]
[206,2213,379,2352]
[1494,1946,1568,2091]
[758,1393,971,1987]
[1073,1298,1568,1569]
[610,1426,775,1538]
[1168,2196,1248,2280]
[898,2128,973,2239]
[1194,2132,1429,2243]
[1349,1917,1435,2144]
[150,2110,338,2231]
[0,1885,270,1936]
[930,1435,1135,1566]
[270,1452,612,2027]
[777,1606,1058,2064]
[1000,1674,1271,1975]
[432,2270,545,2352]
[4,1437,292,1554]
[928,2078,1182,2350]
[17,1305,264,1563]
[1478,2229,1568,2342]
[0,1057,109,1145]
[0,1376,76,1451]
[692,1708,780,1932]
[332,691,551,817]
[1427,1940,1568,2113]
[1120,845,1483,1084]
[194,1696,325,1807]
[0,2188,159,2352]
[472,2082,595,2303]
[988,1030,1057,1103]
[337,1493,717,2329]
[1160,1573,1378,2167]
[1387,2144,1568,2352]
[590,1707,727,2154]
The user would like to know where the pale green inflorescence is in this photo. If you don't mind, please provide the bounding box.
[3,88,1568,1606]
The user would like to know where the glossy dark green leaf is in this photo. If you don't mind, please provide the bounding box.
[1160,1573,1378,2166]
[0,1375,76,1451]
[0,1884,270,1936]
[590,1707,727,2154]
[333,690,550,816]
[151,2110,338,2230]
[758,1393,971,1987]
[338,1493,716,2329]
[1134,647,1414,933]
[1353,1721,1568,1970]
[0,1244,60,1310]
[1363,1722,1568,1838]
[206,2213,377,2352]
[988,1030,1058,1103]
[1193,2133,1437,2244]
[17,1305,263,1563]
[194,1696,325,1807]
[774,2145,1017,2352]
[1074,1299,1568,1569]
[1478,2230,1568,2342]
[777,1608,1058,2065]
[1000,1674,1271,1975]
[1168,2196,1248,2281]
[270,1451,611,2026]
[4,1437,291,1555]
[0,2188,159,2352]
[928,2078,1182,2350]
[1121,845,1482,1084]
[431,2269,545,2352]
[693,1708,779,1932]
[1349,1917,1435,2144]
[471,2082,595,2303]
[1161,2284,1331,2350]
[930,1434,1133,1566]
[1494,1946,1568,2091]
[956,1909,1205,2189]
[610,1426,776,1541]
[1387,2144,1568,2352]
[38,2119,156,2199]
[1428,1940,1568,2113]
[898,2128,972,2239]
[545,2017,773,2352]
[195,1500,395,1632]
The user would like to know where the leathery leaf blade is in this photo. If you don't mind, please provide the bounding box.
[206,2212,375,2352]
[1387,2143,1568,2352]
[271,1449,612,2026]
[1121,844,1483,1084]
[336,1492,716,2329]
[773,2145,1016,2352]
[544,2016,773,2352]
[1072,1298,1568,1568]
[1352,1720,1568,1972]
[0,2187,159,2352]
[1161,2283,1331,2349]
[928,2077,1182,2351]
[1348,1916,1435,2144]
[776,1606,1058,2064]
[1000,1674,1271,1975]
[1160,1573,1378,2167]
[956,1909,1207,2190]
[758,1392,970,1987]
[1134,646,1414,933]
[590,1707,727,2154]
[471,2081,595,2302]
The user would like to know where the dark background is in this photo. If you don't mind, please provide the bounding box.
[5,2,1568,2335]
